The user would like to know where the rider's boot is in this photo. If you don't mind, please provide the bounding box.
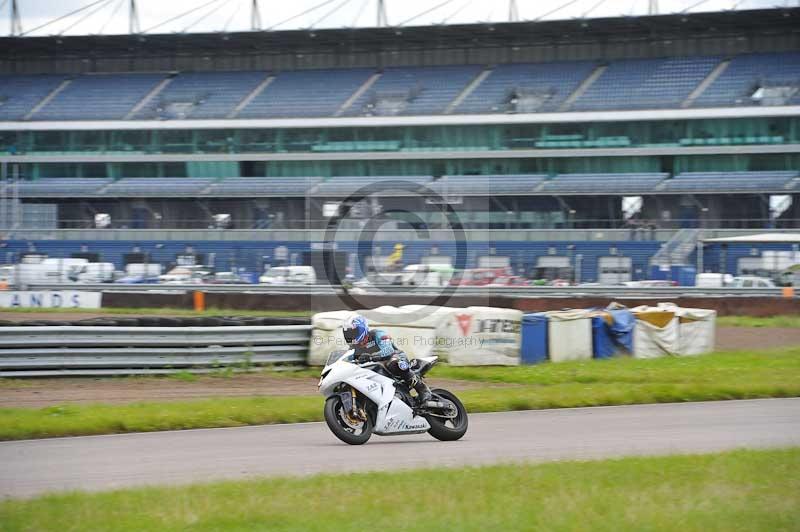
[411,375,432,406]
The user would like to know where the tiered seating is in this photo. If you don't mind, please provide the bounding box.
[313,175,431,196]
[135,71,268,119]
[429,175,545,195]
[692,52,800,108]
[206,177,321,196]
[34,73,166,120]
[457,61,596,114]
[238,68,373,118]
[345,66,481,116]
[571,56,720,111]
[0,75,66,120]
[17,178,111,197]
[104,178,213,196]
[540,173,668,194]
[660,171,799,192]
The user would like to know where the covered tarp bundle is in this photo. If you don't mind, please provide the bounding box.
[657,302,717,355]
[309,305,522,366]
[630,303,716,357]
[547,309,594,362]
[592,307,635,359]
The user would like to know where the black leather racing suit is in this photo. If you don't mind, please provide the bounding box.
[352,329,431,403]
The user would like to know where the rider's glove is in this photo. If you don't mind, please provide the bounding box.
[357,354,373,364]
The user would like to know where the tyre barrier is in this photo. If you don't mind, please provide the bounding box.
[0,318,312,377]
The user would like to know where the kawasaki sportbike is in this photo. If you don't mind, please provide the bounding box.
[318,350,468,445]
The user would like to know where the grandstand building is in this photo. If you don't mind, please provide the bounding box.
[0,7,799,282]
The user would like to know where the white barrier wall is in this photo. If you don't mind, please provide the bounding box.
[440,306,522,366]
[309,305,522,366]
[0,291,102,309]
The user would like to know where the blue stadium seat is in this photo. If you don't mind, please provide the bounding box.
[312,175,432,196]
[345,66,482,116]
[692,52,800,108]
[0,74,67,120]
[206,177,321,196]
[103,178,214,196]
[457,61,596,114]
[33,73,167,120]
[571,56,721,111]
[238,68,374,118]
[540,173,668,194]
[134,71,268,119]
[429,175,546,195]
[661,171,799,192]
[17,178,111,197]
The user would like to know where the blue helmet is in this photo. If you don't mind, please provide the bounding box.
[342,314,369,345]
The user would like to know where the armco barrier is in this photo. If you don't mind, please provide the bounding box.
[0,325,311,377]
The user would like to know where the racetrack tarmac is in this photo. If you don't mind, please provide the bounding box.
[1,398,799,499]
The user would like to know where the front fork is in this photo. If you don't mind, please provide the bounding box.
[339,386,366,421]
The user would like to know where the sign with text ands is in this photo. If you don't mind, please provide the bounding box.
[0,291,102,309]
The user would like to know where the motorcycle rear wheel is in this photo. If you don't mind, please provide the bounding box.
[425,388,468,441]
[324,396,373,445]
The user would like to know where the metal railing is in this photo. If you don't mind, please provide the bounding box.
[22,283,790,298]
[0,324,311,377]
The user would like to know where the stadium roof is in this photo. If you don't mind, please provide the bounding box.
[1,7,798,61]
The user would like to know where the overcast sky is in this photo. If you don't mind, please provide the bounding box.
[0,0,791,37]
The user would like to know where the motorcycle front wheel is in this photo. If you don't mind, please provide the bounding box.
[425,388,468,441]
[324,395,373,445]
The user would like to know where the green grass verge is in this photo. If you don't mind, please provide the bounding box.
[1,448,798,531]
[0,307,312,317]
[717,315,800,328]
[0,396,322,441]
[1,348,799,441]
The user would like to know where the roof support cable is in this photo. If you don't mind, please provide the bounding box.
[60,0,115,35]
[267,0,339,31]
[441,0,473,24]
[534,0,579,21]
[99,0,127,34]
[309,0,353,29]
[181,0,229,33]
[223,0,244,32]
[143,0,224,33]
[21,0,108,36]
[581,0,607,18]
[397,0,457,26]
[681,0,713,13]
[351,0,370,26]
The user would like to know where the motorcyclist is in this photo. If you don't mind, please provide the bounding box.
[342,314,432,405]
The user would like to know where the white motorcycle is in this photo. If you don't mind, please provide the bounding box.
[318,350,468,445]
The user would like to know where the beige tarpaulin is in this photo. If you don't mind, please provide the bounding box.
[657,302,717,355]
[631,306,679,358]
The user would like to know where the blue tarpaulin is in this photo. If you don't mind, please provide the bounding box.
[592,308,635,359]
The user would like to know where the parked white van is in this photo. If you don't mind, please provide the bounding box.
[695,273,734,288]
[259,266,316,285]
